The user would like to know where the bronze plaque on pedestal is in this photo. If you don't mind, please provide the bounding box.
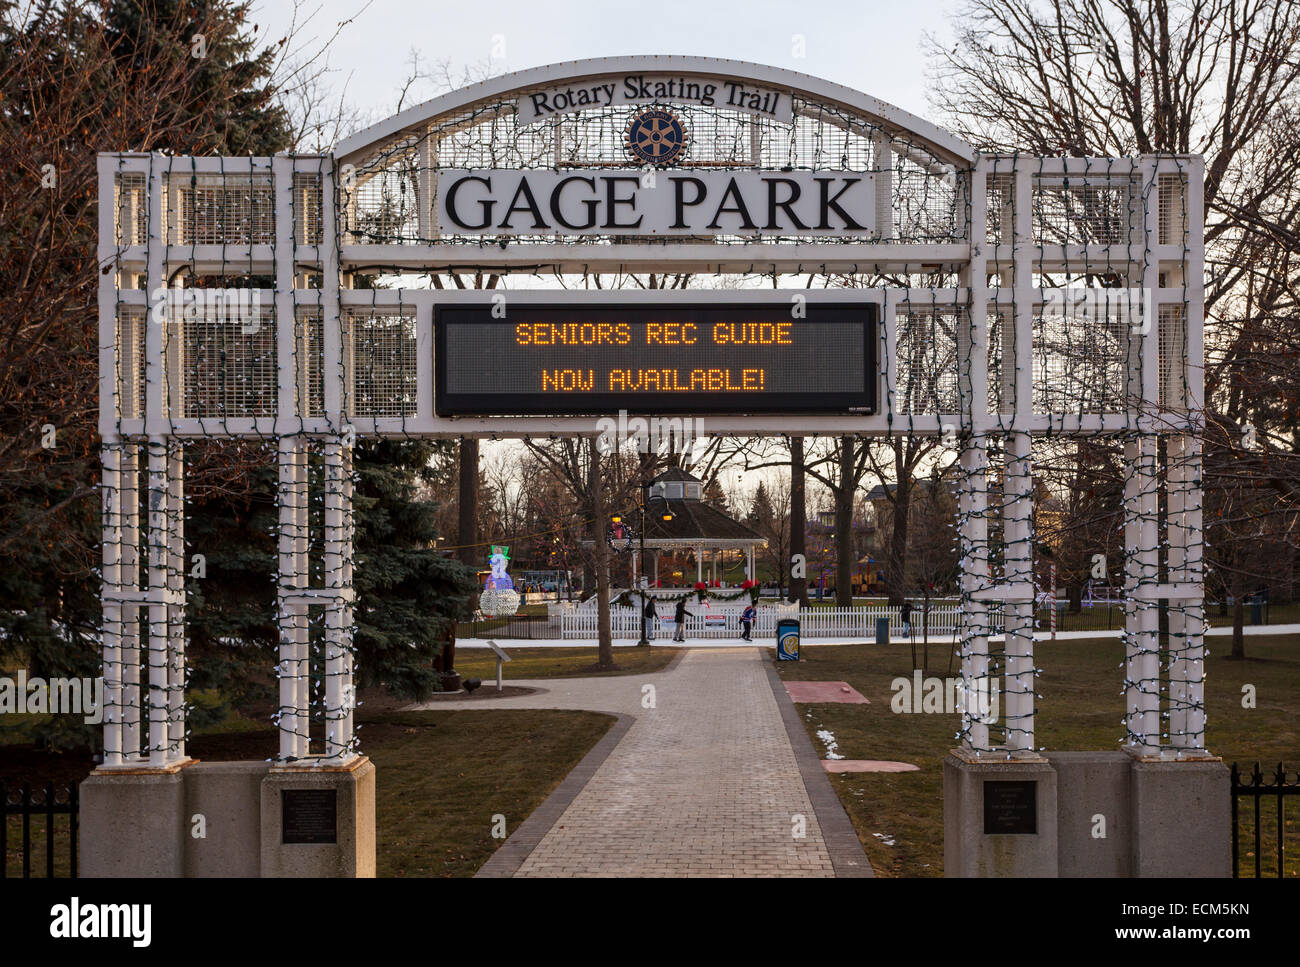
[983,780,1037,834]
[282,789,338,844]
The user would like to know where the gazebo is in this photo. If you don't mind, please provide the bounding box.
[614,468,767,588]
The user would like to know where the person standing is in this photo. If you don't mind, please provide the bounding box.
[673,598,693,642]
[740,603,756,641]
[900,599,913,639]
[643,596,658,642]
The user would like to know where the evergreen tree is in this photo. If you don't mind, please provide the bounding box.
[747,481,775,529]
[0,0,291,748]
[351,439,479,698]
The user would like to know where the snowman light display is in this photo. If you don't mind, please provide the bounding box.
[479,545,520,617]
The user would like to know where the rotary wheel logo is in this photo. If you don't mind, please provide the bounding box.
[624,107,689,166]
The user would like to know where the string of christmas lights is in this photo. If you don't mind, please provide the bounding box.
[96,81,1206,771]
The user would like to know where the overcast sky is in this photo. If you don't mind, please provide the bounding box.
[246,0,959,509]
[252,0,961,139]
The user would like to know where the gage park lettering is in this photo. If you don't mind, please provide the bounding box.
[436,169,876,237]
[434,304,878,416]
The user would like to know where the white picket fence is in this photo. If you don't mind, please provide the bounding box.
[560,603,964,640]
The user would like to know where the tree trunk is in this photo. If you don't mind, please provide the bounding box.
[442,437,479,683]
[588,440,614,668]
[835,436,855,607]
[1232,594,1245,659]
[790,437,808,605]
[922,584,930,672]
[456,438,479,568]
[885,477,912,606]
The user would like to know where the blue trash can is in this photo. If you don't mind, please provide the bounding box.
[777,617,800,661]
[876,617,890,645]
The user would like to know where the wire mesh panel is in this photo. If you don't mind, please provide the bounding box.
[895,304,963,414]
[344,308,418,418]
[174,296,277,419]
[986,172,1013,246]
[169,172,275,245]
[294,172,324,246]
[115,305,146,420]
[1159,172,1189,247]
[1159,303,1188,411]
[1033,293,1135,414]
[986,307,1009,415]
[1032,174,1140,247]
[113,172,147,247]
[295,307,325,418]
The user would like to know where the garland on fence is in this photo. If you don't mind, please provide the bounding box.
[612,580,761,609]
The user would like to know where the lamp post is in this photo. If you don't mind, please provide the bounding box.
[637,481,674,647]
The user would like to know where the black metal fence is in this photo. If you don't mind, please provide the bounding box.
[456,614,560,639]
[1230,762,1297,878]
[1,780,79,879]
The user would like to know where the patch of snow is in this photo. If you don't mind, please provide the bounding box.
[872,832,896,847]
[816,728,844,760]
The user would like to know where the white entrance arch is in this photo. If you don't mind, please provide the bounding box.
[93,55,1209,875]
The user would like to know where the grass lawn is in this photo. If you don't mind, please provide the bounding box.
[454,644,680,681]
[366,708,612,876]
[2,707,612,878]
[774,633,1300,877]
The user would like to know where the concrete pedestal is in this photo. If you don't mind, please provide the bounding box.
[944,752,1059,877]
[946,749,1231,877]
[1045,751,1131,877]
[80,763,191,878]
[1130,756,1230,877]
[80,757,375,877]
[260,757,376,878]
[185,761,271,877]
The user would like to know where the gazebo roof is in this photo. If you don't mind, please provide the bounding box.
[651,467,700,484]
[642,495,766,546]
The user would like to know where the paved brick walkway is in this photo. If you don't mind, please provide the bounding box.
[513,648,834,877]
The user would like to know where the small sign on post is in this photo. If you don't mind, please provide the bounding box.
[484,639,511,691]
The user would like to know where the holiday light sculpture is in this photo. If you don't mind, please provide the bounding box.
[479,545,520,617]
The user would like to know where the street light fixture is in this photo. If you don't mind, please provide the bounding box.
[637,480,674,647]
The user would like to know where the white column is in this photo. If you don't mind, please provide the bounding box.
[101,443,124,767]
[1124,434,1161,752]
[1177,433,1206,749]
[338,445,356,753]
[1003,431,1035,752]
[146,439,170,766]
[166,441,185,760]
[1167,434,1188,744]
[277,438,309,761]
[121,445,141,760]
[957,161,992,754]
[323,439,353,761]
[1003,161,1036,753]
[958,437,990,752]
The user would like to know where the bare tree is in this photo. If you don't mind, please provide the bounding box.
[928,0,1300,656]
